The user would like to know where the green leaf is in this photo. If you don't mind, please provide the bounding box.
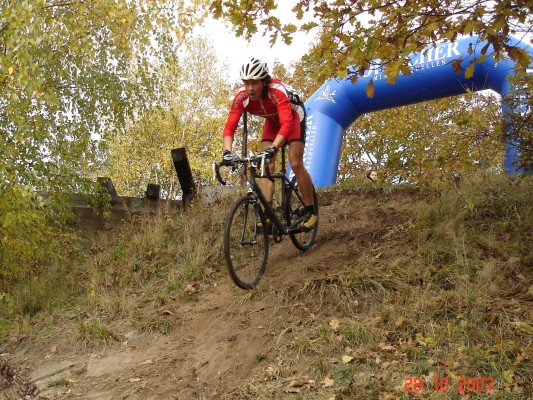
[301,22,318,31]
[284,23,297,33]
[502,370,514,383]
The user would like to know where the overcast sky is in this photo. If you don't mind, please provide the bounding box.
[197,4,316,82]
[197,7,533,83]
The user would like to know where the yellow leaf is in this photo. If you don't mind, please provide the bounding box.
[365,80,374,99]
[329,319,340,330]
[266,366,278,376]
[342,355,354,364]
[465,60,476,79]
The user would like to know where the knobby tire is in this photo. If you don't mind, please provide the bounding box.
[224,196,269,290]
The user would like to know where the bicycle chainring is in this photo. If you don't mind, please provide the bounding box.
[272,225,283,243]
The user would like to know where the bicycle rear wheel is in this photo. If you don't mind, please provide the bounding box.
[285,177,318,251]
[224,196,269,289]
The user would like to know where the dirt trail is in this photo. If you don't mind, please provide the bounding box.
[2,188,424,399]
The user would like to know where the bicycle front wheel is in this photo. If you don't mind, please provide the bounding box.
[285,177,318,251]
[224,196,269,290]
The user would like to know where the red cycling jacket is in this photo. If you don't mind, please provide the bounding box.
[222,78,305,141]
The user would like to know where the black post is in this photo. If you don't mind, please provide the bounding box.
[171,147,196,203]
[145,184,161,200]
[97,177,118,199]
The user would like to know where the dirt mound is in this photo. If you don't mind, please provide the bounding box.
[0,188,466,399]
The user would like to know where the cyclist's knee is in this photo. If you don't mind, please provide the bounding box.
[290,158,305,173]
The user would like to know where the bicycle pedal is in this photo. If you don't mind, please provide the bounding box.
[300,225,312,233]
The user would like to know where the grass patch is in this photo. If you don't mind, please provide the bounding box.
[77,318,118,347]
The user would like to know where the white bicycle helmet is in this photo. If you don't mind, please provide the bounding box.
[240,57,269,80]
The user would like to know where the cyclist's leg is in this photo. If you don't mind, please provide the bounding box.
[260,120,278,203]
[260,140,277,203]
[288,141,314,209]
[286,110,315,212]
[288,111,317,230]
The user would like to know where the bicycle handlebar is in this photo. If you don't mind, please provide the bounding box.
[213,160,231,185]
[213,153,274,186]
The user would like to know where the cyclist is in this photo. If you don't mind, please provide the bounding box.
[221,57,317,230]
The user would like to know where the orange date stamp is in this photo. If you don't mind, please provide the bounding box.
[404,377,495,393]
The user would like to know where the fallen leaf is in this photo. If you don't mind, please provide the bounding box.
[329,319,340,331]
[322,377,334,388]
[184,284,197,294]
[511,321,533,335]
[378,342,395,352]
[502,369,514,383]
[289,380,306,387]
[512,384,524,393]
[342,355,354,364]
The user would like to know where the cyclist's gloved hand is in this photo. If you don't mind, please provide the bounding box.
[222,150,236,162]
[264,144,277,160]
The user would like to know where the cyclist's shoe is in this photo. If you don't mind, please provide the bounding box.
[301,212,318,231]
[257,218,272,233]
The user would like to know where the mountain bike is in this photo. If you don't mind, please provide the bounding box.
[214,147,318,290]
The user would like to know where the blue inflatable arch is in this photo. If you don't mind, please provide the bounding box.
[302,35,533,188]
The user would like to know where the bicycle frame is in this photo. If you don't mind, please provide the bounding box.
[215,148,307,237]
[249,158,303,236]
